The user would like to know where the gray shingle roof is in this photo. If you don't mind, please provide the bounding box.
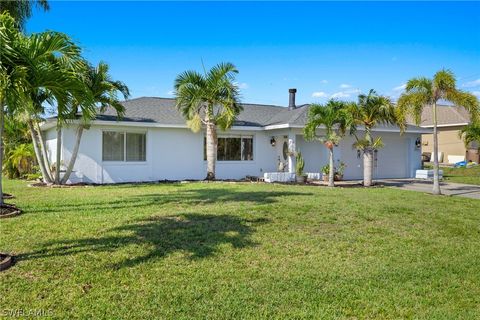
[97,97,299,127]
[93,96,428,133]
[419,104,471,127]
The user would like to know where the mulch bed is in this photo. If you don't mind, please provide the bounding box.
[28,182,91,188]
[0,253,14,272]
[0,204,22,219]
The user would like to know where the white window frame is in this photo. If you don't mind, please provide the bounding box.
[102,130,147,163]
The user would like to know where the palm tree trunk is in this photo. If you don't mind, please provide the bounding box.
[363,148,373,187]
[27,119,52,183]
[205,122,217,180]
[328,147,335,187]
[36,121,52,179]
[54,126,62,184]
[60,124,83,184]
[0,103,4,206]
[432,102,441,195]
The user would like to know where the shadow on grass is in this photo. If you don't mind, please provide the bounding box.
[20,213,268,268]
[27,187,311,214]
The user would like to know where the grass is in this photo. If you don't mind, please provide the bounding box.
[1,179,480,319]
[442,166,480,185]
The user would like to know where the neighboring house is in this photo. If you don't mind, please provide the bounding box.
[40,90,428,184]
[420,105,479,163]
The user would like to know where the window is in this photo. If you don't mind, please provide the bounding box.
[103,131,146,162]
[103,132,124,161]
[204,136,254,161]
[126,133,146,161]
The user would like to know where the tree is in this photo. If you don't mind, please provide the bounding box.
[0,11,90,187]
[60,62,129,184]
[13,27,89,185]
[0,12,29,208]
[0,0,49,30]
[349,90,397,187]
[304,100,350,187]
[5,143,35,177]
[174,62,242,180]
[397,70,479,195]
[459,123,480,149]
[2,115,35,178]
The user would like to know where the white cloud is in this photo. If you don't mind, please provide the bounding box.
[320,79,328,84]
[167,90,175,96]
[235,82,249,89]
[339,84,351,89]
[471,91,480,97]
[393,84,406,91]
[330,89,360,99]
[463,79,480,88]
[312,91,327,98]
[331,92,350,99]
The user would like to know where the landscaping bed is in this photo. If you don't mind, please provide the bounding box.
[0,253,14,271]
[0,203,21,219]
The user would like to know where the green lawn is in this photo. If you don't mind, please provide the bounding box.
[1,180,480,319]
[442,166,480,185]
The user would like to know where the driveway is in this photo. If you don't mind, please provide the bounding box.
[378,179,480,199]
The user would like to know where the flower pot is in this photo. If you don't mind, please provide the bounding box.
[334,174,344,181]
[322,175,329,182]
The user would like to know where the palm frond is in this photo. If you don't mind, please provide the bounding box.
[173,62,242,132]
[459,123,480,147]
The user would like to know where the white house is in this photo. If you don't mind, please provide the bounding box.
[40,89,430,184]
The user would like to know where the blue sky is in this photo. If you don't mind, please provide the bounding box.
[27,1,480,106]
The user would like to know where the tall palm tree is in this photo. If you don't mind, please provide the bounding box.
[14,28,88,184]
[304,100,350,187]
[174,62,242,180]
[60,62,129,184]
[0,12,29,207]
[397,70,479,195]
[349,90,397,187]
[0,0,49,30]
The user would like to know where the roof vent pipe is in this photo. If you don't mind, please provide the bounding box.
[288,88,297,110]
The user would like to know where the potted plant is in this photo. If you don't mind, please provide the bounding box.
[321,164,330,182]
[334,161,346,181]
[295,152,307,183]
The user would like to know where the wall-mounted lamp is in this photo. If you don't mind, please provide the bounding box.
[415,137,422,149]
[270,137,276,147]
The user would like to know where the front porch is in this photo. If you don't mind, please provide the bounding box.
[262,129,324,183]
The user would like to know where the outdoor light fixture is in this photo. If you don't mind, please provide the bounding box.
[415,137,422,149]
[270,137,276,147]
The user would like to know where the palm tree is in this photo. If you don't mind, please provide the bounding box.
[397,70,479,195]
[14,28,88,184]
[6,143,35,177]
[0,12,29,207]
[304,100,350,187]
[174,62,242,180]
[459,123,480,149]
[0,0,49,30]
[349,90,397,187]
[60,62,129,184]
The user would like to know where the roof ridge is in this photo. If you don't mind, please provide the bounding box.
[287,104,310,124]
[126,96,286,108]
[449,106,470,123]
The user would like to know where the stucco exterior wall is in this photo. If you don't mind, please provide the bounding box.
[421,126,467,161]
[45,124,422,184]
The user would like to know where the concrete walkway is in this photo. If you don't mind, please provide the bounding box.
[378,179,480,199]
